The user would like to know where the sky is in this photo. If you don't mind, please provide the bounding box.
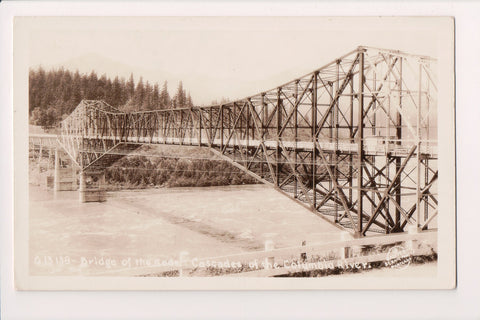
[21,16,443,106]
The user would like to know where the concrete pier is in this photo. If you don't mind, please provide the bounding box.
[53,149,76,192]
[79,170,106,202]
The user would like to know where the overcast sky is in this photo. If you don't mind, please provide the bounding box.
[22,17,442,105]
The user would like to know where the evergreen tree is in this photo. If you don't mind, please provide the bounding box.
[119,77,128,106]
[111,76,123,107]
[174,81,186,108]
[152,83,160,109]
[104,77,113,104]
[70,70,83,109]
[126,73,135,100]
[60,70,72,108]
[87,71,98,99]
[160,81,170,109]
[133,77,145,111]
[143,81,153,110]
[98,74,108,101]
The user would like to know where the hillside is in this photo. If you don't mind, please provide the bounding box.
[29,67,194,128]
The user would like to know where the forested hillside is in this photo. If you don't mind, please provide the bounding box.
[104,145,258,189]
[29,67,194,127]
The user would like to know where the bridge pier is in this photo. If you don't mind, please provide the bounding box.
[54,149,77,192]
[79,170,106,203]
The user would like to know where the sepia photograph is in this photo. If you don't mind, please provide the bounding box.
[12,16,455,290]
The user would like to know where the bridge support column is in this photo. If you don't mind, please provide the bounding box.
[54,149,76,192]
[355,49,365,237]
[79,170,106,203]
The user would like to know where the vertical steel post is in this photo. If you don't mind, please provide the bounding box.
[329,82,334,215]
[198,109,202,146]
[312,72,318,209]
[246,100,250,150]
[385,58,392,233]
[349,75,354,207]
[220,105,224,150]
[329,82,334,143]
[80,105,85,169]
[416,61,422,229]
[262,93,267,138]
[276,89,282,186]
[294,81,299,199]
[356,50,365,236]
[239,103,243,140]
[227,107,231,144]
[232,102,236,158]
[334,61,339,222]
[395,57,403,231]
[424,158,429,226]
[425,64,430,223]
[261,94,266,178]
[209,106,213,146]
[371,63,377,218]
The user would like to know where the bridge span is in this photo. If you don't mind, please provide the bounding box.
[30,46,438,236]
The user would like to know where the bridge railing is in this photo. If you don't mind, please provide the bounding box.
[94,229,437,277]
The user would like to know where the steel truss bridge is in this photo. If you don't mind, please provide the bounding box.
[33,46,438,236]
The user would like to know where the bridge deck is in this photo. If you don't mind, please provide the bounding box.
[30,134,438,158]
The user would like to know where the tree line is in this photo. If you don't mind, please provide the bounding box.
[104,156,258,189]
[29,67,194,127]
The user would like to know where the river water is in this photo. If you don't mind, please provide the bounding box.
[29,184,343,276]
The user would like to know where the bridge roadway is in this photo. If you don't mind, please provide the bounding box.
[31,133,438,158]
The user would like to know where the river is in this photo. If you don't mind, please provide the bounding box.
[29,183,343,276]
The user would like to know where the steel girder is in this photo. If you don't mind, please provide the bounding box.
[59,46,438,235]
